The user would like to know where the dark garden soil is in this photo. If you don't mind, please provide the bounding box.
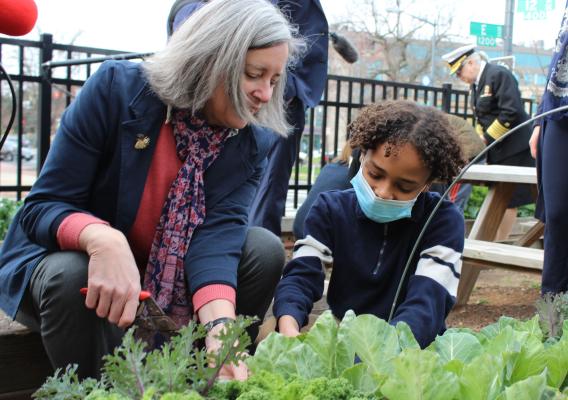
[446,268,541,330]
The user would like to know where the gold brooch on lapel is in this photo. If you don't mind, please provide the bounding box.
[134,134,150,150]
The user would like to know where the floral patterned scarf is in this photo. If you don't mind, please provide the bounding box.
[143,110,230,328]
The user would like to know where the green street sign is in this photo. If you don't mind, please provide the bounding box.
[469,22,504,38]
[517,0,555,20]
[517,0,555,12]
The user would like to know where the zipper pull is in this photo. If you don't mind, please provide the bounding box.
[372,224,389,275]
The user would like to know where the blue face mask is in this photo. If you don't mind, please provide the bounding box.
[350,168,420,223]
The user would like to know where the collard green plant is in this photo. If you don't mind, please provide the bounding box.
[252,311,568,399]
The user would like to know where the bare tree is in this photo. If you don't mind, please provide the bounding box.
[334,0,455,84]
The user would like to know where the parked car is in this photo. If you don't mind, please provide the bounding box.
[0,136,35,162]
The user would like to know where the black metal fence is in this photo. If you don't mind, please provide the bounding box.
[0,34,536,207]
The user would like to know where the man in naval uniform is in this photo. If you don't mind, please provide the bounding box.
[442,44,535,241]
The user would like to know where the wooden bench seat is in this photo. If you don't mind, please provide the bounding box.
[462,239,543,273]
[457,239,543,306]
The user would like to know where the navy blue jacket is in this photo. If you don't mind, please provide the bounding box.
[273,189,464,348]
[0,61,274,318]
[276,0,328,108]
[473,63,532,164]
[293,162,350,239]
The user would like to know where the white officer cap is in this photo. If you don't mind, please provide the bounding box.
[441,44,476,75]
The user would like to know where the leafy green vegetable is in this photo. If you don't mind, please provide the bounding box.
[348,314,399,376]
[34,308,568,399]
[0,197,22,240]
[33,365,104,399]
[458,353,505,400]
[340,363,383,395]
[246,333,300,378]
[334,310,357,374]
[209,370,371,400]
[431,331,483,364]
[495,370,550,400]
[34,317,252,399]
[380,349,460,400]
[543,321,568,388]
[394,321,420,350]
[303,310,340,377]
[537,293,568,340]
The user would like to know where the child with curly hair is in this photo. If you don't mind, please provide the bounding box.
[273,100,466,348]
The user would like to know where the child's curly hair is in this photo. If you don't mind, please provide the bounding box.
[348,100,465,184]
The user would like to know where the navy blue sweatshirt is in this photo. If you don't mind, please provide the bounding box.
[273,189,464,348]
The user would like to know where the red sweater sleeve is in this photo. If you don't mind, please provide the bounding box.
[56,212,109,250]
[192,284,236,312]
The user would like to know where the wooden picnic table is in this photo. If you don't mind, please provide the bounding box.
[456,164,543,305]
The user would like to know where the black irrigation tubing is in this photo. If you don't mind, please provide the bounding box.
[0,63,17,151]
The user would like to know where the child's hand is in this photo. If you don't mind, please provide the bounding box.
[278,315,301,337]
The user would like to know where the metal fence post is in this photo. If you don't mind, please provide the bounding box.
[441,83,452,113]
[37,33,53,170]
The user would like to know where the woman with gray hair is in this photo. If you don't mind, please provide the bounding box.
[0,0,300,381]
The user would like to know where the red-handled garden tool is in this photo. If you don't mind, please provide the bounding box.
[80,287,178,348]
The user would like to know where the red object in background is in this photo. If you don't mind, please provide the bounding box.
[0,0,38,36]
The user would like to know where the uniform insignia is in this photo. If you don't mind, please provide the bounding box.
[135,134,150,150]
[483,85,492,96]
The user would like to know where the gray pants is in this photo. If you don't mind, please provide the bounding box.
[15,226,285,379]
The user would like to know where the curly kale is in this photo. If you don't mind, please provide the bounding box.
[207,371,371,400]
[33,317,253,400]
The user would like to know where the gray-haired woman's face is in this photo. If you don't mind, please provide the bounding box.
[202,42,289,129]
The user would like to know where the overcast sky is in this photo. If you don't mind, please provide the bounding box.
[2,0,565,53]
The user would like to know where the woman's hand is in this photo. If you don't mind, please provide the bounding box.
[79,224,141,328]
[217,358,249,381]
[278,315,301,337]
[199,299,248,380]
[205,321,249,381]
[529,125,541,159]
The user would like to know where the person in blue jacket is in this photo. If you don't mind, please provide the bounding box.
[529,0,568,295]
[168,0,329,237]
[0,0,300,379]
[273,100,466,348]
[248,0,329,236]
[293,141,352,239]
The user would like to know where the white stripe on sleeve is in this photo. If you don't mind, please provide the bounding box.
[293,234,334,265]
[415,245,462,297]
